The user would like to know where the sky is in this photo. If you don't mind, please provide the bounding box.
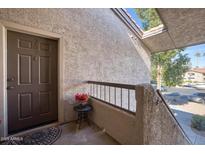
[183,44,205,68]
[125,8,205,68]
[125,8,144,29]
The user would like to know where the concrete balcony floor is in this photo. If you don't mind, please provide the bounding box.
[53,122,119,145]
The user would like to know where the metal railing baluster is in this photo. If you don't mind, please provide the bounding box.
[90,84,92,95]
[128,89,130,110]
[104,85,106,101]
[109,86,110,103]
[120,88,122,107]
[93,84,95,97]
[96,84,98,98]
[114,87,116,105]
[86,81,136,114]
[100,85,102,99]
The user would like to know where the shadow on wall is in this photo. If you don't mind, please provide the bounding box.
[128,32,151,72]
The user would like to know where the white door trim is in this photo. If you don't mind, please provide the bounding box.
[0,20,65,137]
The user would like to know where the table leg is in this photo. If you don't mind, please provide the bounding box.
[78,112,82,129]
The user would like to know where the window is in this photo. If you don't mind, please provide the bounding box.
[124,8,163,31]
[188,77,195,79]
[188,72,195,76]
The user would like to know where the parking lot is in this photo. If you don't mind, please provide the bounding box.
[162,87,205,144]
[163,86,205,96]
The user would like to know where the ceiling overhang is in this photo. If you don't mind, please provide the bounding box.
[112,8,205,53]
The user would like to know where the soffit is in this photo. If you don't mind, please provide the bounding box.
[143,9,205,52]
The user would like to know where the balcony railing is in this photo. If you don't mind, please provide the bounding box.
[87,81,190,144]
[87,81,137,114]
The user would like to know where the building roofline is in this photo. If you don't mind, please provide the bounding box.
[189,68,205,74]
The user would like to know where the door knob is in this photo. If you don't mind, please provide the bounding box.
[7,77,15,82]
[33,56,38,61]
[7,86,15,90]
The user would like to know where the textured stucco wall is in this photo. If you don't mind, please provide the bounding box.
[91,84,190,145]
[143,9,205,53]
[184,71,205,83]
[89,98,138,144]
[0,9,151,123]
[89,84,190,145]
[140,84,190,144]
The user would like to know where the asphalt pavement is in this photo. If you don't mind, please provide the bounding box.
[162,86,205,144]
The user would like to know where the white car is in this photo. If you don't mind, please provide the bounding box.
[151,84,167,92]
[188,93,205,104]
[193,84,205,90]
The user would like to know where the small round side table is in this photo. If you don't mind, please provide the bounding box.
[73,104,93,129]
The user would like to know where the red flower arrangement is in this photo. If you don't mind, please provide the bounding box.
[75,93,89,104]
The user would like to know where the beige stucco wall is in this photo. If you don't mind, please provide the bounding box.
[89,98,137,144]
[90,85,190,145]
[143,9,205,53]
[184,71,205,83]
[141,84,190,144]
[0,9,151,125]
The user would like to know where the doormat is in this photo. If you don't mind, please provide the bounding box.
[4,127,62,145]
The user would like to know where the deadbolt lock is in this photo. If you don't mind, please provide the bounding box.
[33,56,38,61]
[7,77,15,82]
[7,86,15,90]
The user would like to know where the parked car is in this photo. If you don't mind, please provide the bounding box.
[182,84,193,88]
[188,92,205,104]
[151,81,167,92]
[160,86,167,92]
[193,84,205,90]
[166,92,180,97]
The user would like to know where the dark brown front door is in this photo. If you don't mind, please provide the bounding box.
[7,31,58,134]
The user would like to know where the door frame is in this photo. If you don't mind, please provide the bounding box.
[0,20,65,137]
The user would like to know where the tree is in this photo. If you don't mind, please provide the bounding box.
[151,50,178,89]
[203,53,205,63]
[163,52,190,86]
[135,8,162,31]
[136,8,190,89]
[151,49,190,88]
[195,52,201,67]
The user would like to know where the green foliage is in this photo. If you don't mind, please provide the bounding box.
[151,50,178,66]
[151,49,190,87]
[135,8,190,87]
[135,8,162,31]
[163,52,190,86]
[151,65,157,82]
[185,80,192,83]
[191,115,205,131]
